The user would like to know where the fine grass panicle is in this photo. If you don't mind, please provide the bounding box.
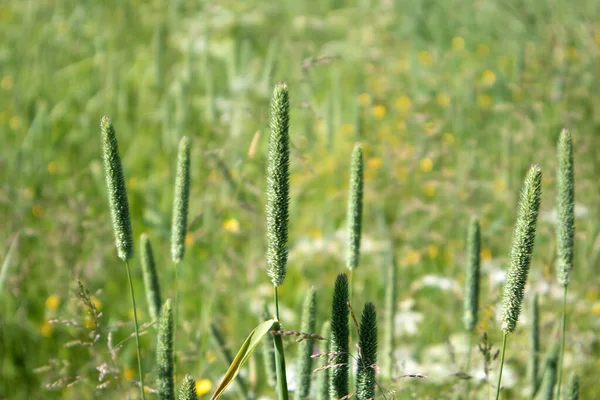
[329,273,350,400]
[100,116,133,261]
[529,294,540,396]
[539,344,559,400]
[501,165,542,334]
[316,321,331,400]
[556,129,575,287]
[157,299,174,400]
[140,233,162,321]
[356,302,378,400]
[266,82,290,287]
[463,216,481,332]
[564,373,579,400]
[171,136,191,263]
[296,287,317,400]
[346,142,364,272]
[178,375,197,400]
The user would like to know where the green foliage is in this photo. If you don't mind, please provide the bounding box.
[346,142,364,271]
[329,273,349,400]
[556,130,575,287]
[178,375,197,400]
[171,136,191,263]
[501,165,542,334]
[140,233,162,321]
[296,287,317,400]
[100,116,133,261]
[266,83,291,287]
[356,302,378,400]
[564,373,580,400]
[463,216,481,332]
[157,299,174,400]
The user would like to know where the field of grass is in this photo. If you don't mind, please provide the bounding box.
[1,0,600,399]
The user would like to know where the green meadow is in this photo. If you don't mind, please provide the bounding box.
[1,1,599,399]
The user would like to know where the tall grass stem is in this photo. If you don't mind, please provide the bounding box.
[125,260,146,400]
[556,286,567,398]
[495,333,507,400]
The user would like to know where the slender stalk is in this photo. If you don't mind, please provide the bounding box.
[273,286,289,400]
[556,286,567,398]
[495,333,507,400]
[173,261,180,381]
[125,260,146,400]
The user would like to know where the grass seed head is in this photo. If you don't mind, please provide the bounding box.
[140,233,162,321]
[100,116,133,261]
[557,129,575,286]
[356,302,378,400]
[171,136,191,263]
[157,299,174,400]
[346,142,364,271]
[266,83,291,287]
[564,372,580,400]
[329,273,349,399]
[463,216,481,332]
[178,375,197,400]
[501,165,542,334]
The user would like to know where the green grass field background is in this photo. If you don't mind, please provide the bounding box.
[1,0,599,398]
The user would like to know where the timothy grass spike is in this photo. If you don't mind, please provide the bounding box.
[556,129,575,287]
[100,116,133,261]
[329,273,349,400]
[346,142,364,272]
[564,373,579,400]
[539,344,559,400]
[178,375,197,400]
[171,136,191,263]
[463,216,481,332]
[501,165,542,334]
[266,83,291,287]
[295,287,317,400]
[356,302,378,400]
[140,233,162,321]
[157,299,174,400]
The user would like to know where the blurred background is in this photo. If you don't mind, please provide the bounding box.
[1,0,599,398]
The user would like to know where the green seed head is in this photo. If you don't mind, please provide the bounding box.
[100,116,133,261]
[157,299,174,400]
[556,129,575,287]
[329,273,349,399]
[564,372,580,400]
[316,321,331,400]
[171,136,191,263]
[178,375,197,400]
[296,287,317,400]
[266,83,291,287]
[463,216,481,332]
[140,233,162,321]
[501,165,542,334]
[356,302,378,400]
[539,343,559,400]
[346,142,364,271]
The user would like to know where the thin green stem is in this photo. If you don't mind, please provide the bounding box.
[465,332,473,400]
[556,286,568,398]
[495,333,508,400]
[173,260,180,381]
[273,286,288,400]
[124,260,146,400]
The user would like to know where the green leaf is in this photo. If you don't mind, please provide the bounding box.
[210,319,276,400]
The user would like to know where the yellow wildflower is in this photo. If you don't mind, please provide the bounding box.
[40,321,53,337]
[436,92,451,107]
[223,218,240,233]
[90,296,102,311]
[196,379,213,396]
[451,36,465,51]
[9,116,21,130]
[32,204,43,217]
[372,105,387,120]
[481,69,496,86]
[395,95,412,113]
[427,244,439,258]
[405,250,420,266]
[367,157,383,170]
[358,93,371,107]
[308,227,323,239]
[123,367,135,381]
[47,161,57,175]
[418,50,433,66]
[1,76,13,90]
[476,44,489,56]
[422,182,435,198]
[477,94,492,108]
[419,158,433,173]
[45,294,60,310]
[443,132,455,144]
[480,248,492,262]
[592,304,600,315]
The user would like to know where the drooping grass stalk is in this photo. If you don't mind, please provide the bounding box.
[210,323,251,400]
[140,233,162,321]
[563,373,579,400]
[157,299,174,400]
[261,302,277,388]
[100,116,145,399]
[316,322,331,400]
[356,302,378,400]
[556,129,574,397]
[539,344,559,400]
[178,375,197,400]
[529,294,540,397]
[383,242,397,379]
[329,274,350,400]
[266,83,291,400]
[171,136,191,379]
[346,142,364,274]
[463,216,481,371]
[296,287,317,400]
[496,165,542,400]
